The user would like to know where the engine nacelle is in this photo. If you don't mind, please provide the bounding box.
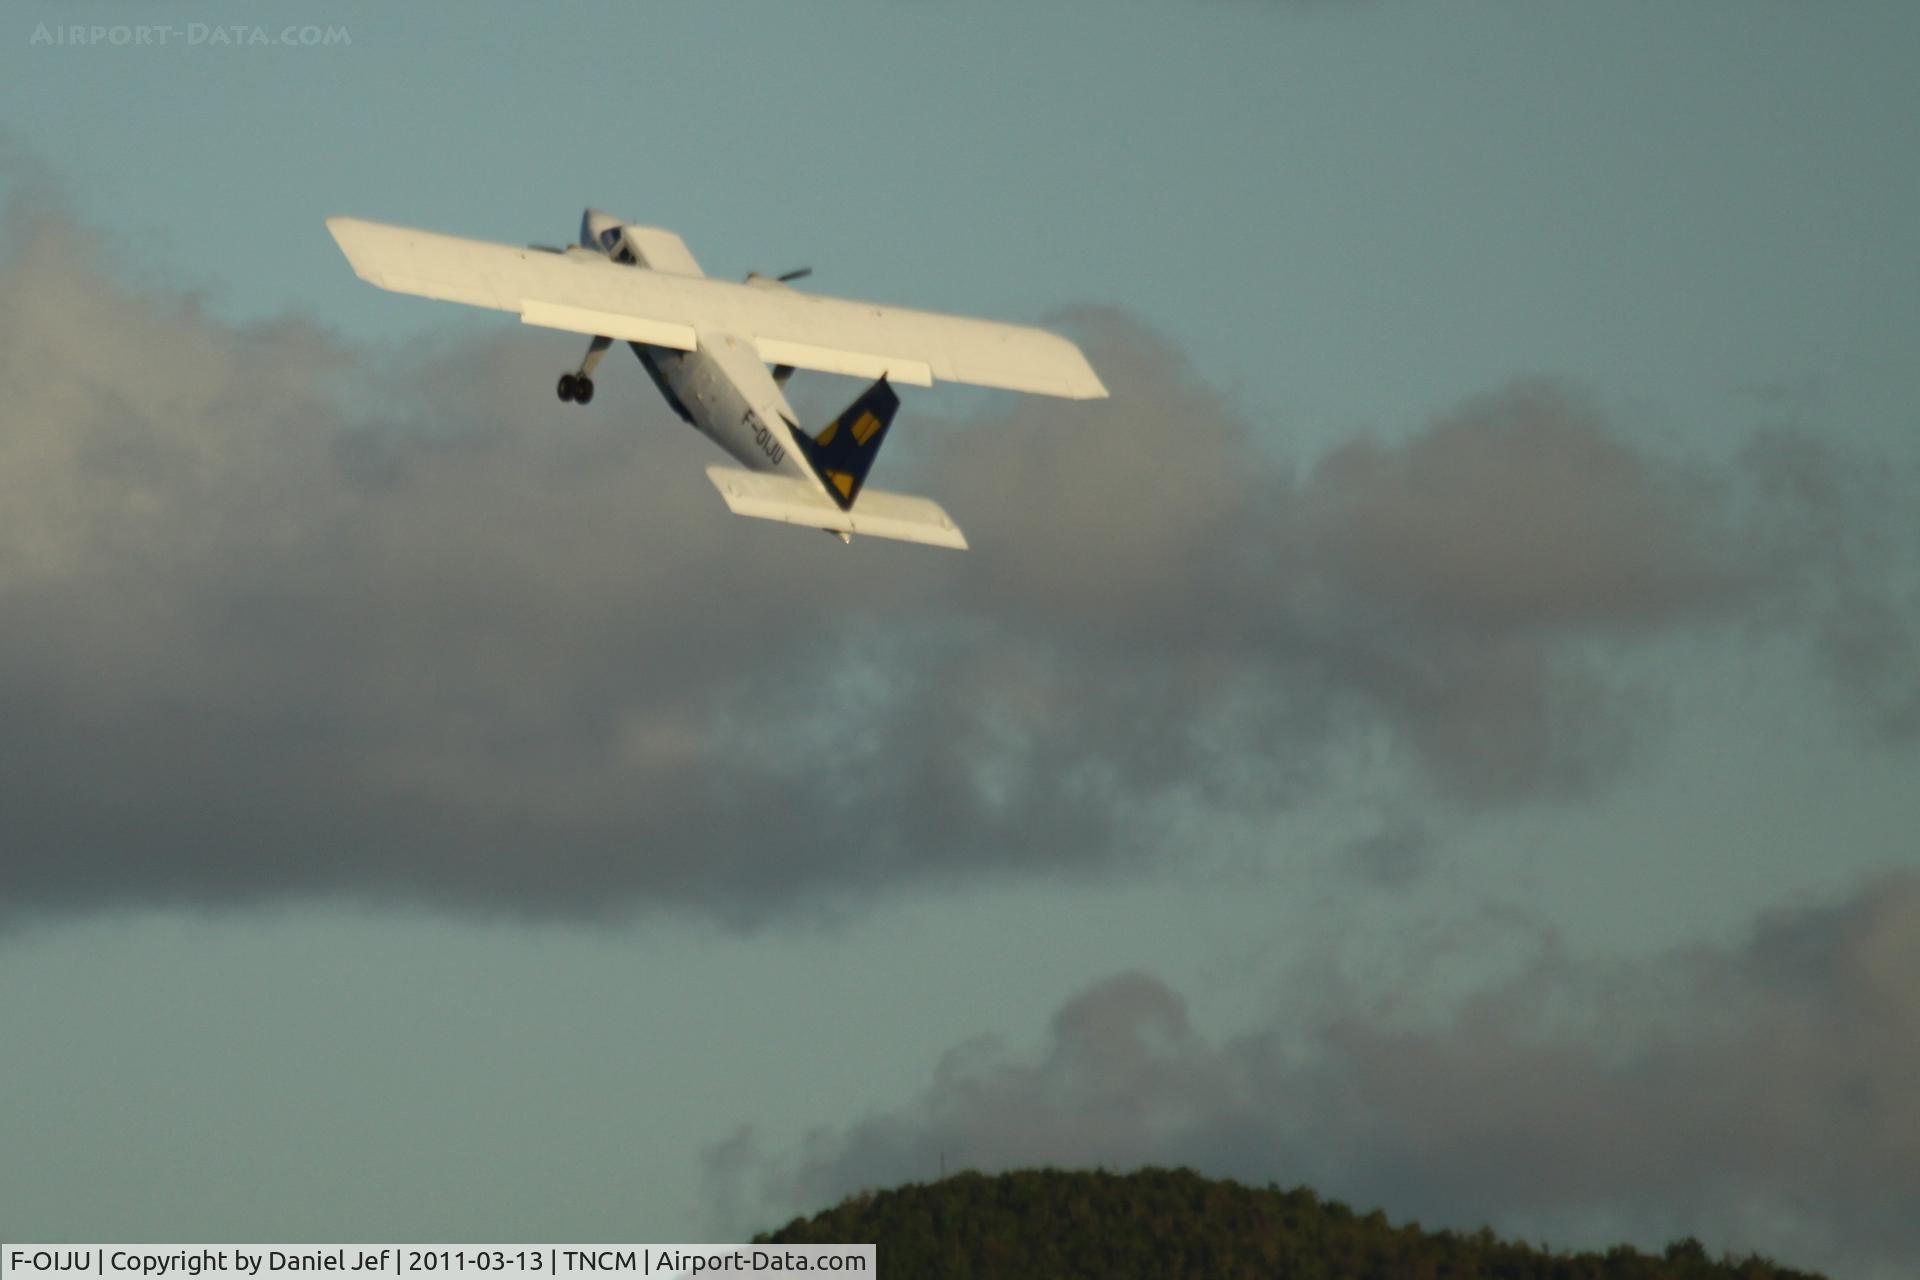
[575,208,704,276]
[580,208,631,258]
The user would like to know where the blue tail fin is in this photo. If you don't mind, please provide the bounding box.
[789,377,900,511]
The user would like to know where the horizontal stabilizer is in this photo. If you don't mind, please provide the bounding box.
[705,467,968,551]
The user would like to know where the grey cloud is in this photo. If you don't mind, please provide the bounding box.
[1300,381,1752,634]
[1820,587,1920,742]
[1742,427,1920,745]
[920,335,1767,804]
[1343,814,1432,887]
[754,873,1920,1280]
[0,205,1905,922]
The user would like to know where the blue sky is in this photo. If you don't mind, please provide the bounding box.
[3,3,1918,1277]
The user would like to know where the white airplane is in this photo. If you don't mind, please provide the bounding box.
[325,210,1108,550]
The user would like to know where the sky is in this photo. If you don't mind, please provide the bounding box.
[1,1,1917,1276]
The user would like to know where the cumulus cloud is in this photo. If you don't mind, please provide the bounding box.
[746,873,1920,1280]
[923,353,1773,804]
[0,201,1907,921]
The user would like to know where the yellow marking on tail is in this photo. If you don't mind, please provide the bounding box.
[852,411,882,446]
[816,419,840,447]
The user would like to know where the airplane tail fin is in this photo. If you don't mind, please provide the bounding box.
[788,377,900,511]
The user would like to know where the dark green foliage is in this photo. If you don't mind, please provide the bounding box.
[757,1167,1826,1280]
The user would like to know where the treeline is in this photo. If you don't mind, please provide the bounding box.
[759,1166,1825,1280]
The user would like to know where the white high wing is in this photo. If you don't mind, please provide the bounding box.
[326,210,1109,550]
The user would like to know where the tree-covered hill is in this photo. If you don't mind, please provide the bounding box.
[759,1166,1825,1280]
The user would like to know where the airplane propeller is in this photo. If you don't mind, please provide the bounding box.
[755,277,810,386]
[748,269,813,391]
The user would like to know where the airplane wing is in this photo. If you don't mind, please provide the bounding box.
[326,217,1108,400]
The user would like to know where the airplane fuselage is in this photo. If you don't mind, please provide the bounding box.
[636,333,815,485]
[576,209,825,496]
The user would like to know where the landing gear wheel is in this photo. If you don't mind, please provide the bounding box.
[574,376,595,405]
[557,373,578,402]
